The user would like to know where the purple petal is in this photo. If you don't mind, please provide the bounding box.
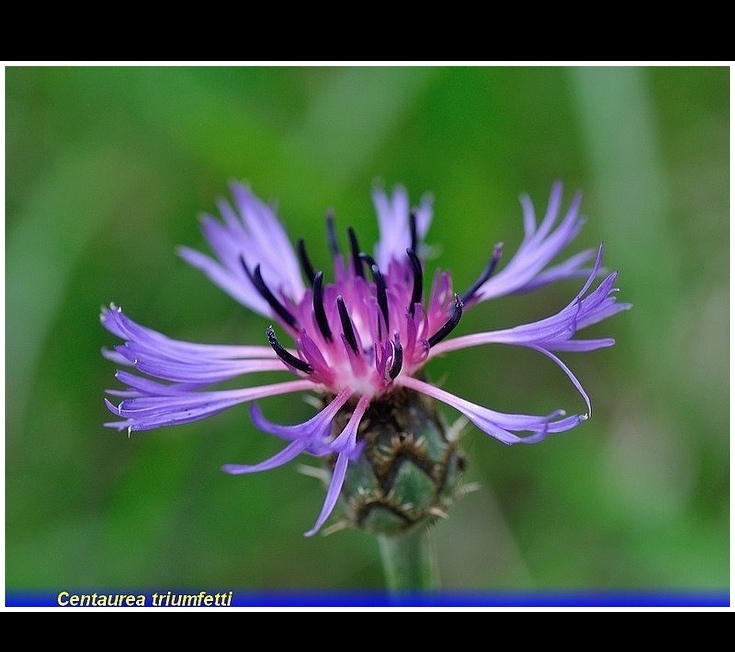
[519,248,597,293]
[178,245,270,316]
[373,186,433,270]
[102,305,302,392]
[178,182,306,315]
[546,338,616,352]
[303,396,370,536]
[125,355,285,385]
[248,387,353,445]
[330,395,371,451]
[109,370,205,396]
[304,449,350,538]
[430,248,624,356]
[528,345,591,415]
[101,304,275,359]
[398,376,585,445]
[229,183,305,297]
[104,379,314,432]
[473,183,590,301]
[222,440,308,475]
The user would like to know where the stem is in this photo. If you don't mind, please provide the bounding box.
[377,526,439,593]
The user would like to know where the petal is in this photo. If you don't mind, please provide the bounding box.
[473,183,591,302]
[178,245,270,316]
[229,183,305,300]
[373,186,433,270]
[108,370,204,396]
[304,449,351,538]
[519,248,598,293]
[330,395,371,451]
[101,304,275,360]
[104,379,314,432]
[545,337,616,352]
[429,247,625,356]
[179,182,306,314]
[298,330,336,386]
[248,387,353,445]
[528,345,591,415]
[124,355,285,385]
[303,395,370,536]
[102,305,298,389]
[398,376,585,445]
[222,440,309,474]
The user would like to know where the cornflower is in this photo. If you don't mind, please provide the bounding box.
[102,181,629,537]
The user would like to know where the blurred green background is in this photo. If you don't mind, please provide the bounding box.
[5,65,729,597]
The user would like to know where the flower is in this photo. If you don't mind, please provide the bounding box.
[102,181,630,536]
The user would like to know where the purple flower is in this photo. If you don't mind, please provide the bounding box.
[102,181,630,536]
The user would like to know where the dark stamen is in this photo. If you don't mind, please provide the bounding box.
[409,209,418,254]
[241,258,299,331]
[359,252,377,267]
[427,294,464,347]
[373,265,389,333]
[360,253,389,332]
[326,210,340,258]
[461,243,503,304]
[406,248,423,316]
[312,271,332,342]
[336,295,359,354]
[297,238,317,286]
[388,337,404,380]
[347,227,365,279]
[266,326,312,374]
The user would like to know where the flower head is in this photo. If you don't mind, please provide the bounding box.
[102,181,630,536]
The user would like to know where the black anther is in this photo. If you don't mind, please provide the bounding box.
[409,209,418,254]
[406,248,423,316]
[427,294,464,347]
[461,243,503,304]
[348,227,364,279]
[360,253,389,332]
[326,211,340,258]
[336,296,359,354]
[312,271,333,342]
[266,326,312,374]
[241,258,298,331]
[388,338,404,380]
[297,238,317,286]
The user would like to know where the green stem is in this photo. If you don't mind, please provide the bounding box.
[377,526,439,593]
